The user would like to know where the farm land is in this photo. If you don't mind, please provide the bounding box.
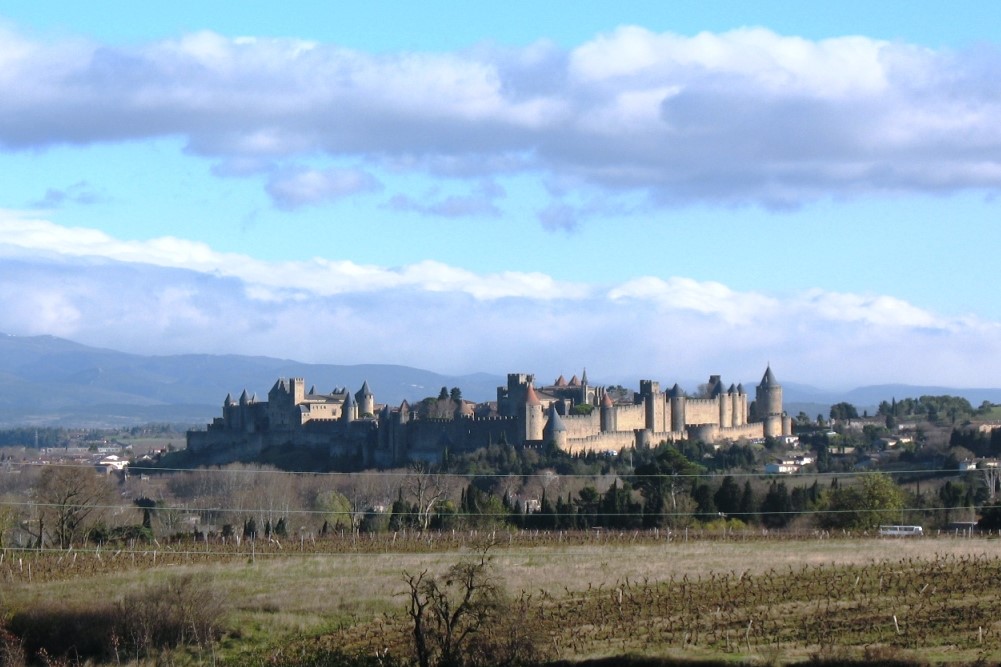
[5,405,1001,665]
[4,531,1001,666]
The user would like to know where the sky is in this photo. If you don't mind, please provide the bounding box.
[1,1,1001,391]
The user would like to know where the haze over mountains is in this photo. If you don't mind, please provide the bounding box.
[1,333,999,428]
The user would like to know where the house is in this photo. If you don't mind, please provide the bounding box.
[765,459,800,474]
[95,454,127,474]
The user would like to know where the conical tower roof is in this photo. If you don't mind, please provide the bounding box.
[341,391,356,420]
[545,405,567,434]
[601,392,614,408]
[760,365,779,387]
[525,383,542,406]
[357,380,373,397]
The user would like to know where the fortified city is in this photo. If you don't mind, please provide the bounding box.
[187,365,791,467]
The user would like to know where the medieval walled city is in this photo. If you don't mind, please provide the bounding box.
[187,366,792,467]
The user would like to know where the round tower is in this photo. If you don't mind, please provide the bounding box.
[524,383,544,442]
[341,391,357,423]
[669,384,686,433]
[356,380,375,417]
[755,366,783,438]
[544,404,568,451]
[714,382,732,428]
[599,391,616,432]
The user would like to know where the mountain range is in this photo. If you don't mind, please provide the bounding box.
[2,333,1000,428]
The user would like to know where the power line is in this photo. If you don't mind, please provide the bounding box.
[0,459,990,479]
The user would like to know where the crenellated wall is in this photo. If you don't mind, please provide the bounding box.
[613,403,646,431]
[561,412,601,438]
[685,398,721,425]
[561,431,638,455]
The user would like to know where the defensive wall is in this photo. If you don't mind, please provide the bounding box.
[186,366,790,467]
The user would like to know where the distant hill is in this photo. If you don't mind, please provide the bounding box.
[781,382,1001,419]
[0,333,503,427]
[1,333,999,428]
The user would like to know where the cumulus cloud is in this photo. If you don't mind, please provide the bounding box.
[1,214,999,387]
[609,276,780,325]
[3,23,1001,219]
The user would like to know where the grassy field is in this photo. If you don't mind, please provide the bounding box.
[4,531,1001,665]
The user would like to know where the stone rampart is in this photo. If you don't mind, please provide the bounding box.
[685,398,721,425]
[563,431,637,455]
[560,412,601,438]
[614,403,646,431]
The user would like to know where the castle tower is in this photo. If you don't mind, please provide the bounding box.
[600,392,616,432]
[267,379,294,430]
[356,381,375,417]
[732,384,740,426]
[238,389,252,431]
[737,384,747,426]
[499,373,533,417]
[669,384,686,433]
[524,383,544,442]
[718,382,733,428]
[639,380,666,432]
[223,393,236,429]
[544,404,568,451]
[341,391,357,423]
[289,377,306,405]
[755,366,784,438]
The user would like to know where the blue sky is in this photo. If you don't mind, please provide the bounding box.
[1,2,1000,390]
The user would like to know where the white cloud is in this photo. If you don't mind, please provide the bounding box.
[608,276,779,325]
[2,24,1001,217]
[796,289,945,329]
[0,213,588,301]
[0,214,999,387]
[266,166,381,209]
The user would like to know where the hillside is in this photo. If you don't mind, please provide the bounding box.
[2,333,999,428]
[0,333,502,427]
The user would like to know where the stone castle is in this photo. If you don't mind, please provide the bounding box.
[186,366,792,467]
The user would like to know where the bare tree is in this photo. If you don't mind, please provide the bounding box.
[405,562,499,667]
[35,465,115,548]
[0,500,15,548]
[983,465,1001,502]
[403,548,544,667]
[406,463,448,532]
